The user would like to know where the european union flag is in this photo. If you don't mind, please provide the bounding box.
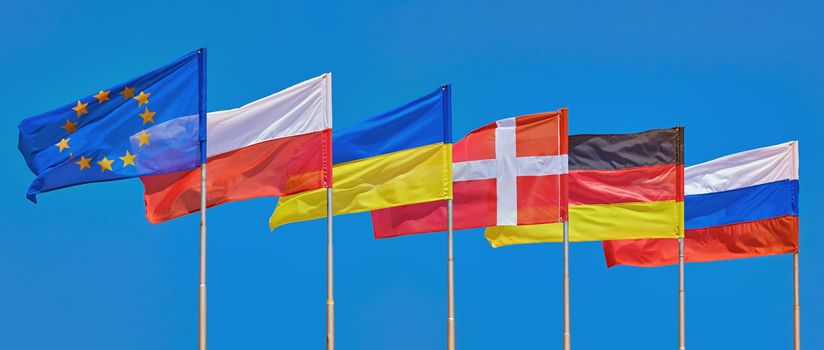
[18,49,207,202]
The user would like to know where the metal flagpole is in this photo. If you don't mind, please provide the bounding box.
[557,107,570,350]
[676,126,685,350]
[794,252,800,350]
[447,199,455,350]
[322,73,335,350]
[199,163,207,350]
[678,237,685,350]
[563,221,570,350]
[197,47,208,350]
[327,188,335,350]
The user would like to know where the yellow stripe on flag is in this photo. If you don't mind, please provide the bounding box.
[270,143,452,230]
[569,200,684,242]
[484,222,565,248]
[484,200,684,246]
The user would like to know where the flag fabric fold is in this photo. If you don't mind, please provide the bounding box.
[18,50,205,202]
[269,85,453,230]
[141,74,333,223]
[603,141,799,267]
[370,109,570,247]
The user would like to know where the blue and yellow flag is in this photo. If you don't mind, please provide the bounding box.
[18,49,207,202]
[269,85,453,230]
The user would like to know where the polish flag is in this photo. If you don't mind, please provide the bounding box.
[141,74,332,223]
[371,109,568,238]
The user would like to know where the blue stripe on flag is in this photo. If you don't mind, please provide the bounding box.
[332,87,449,164]
[685,179,798,230]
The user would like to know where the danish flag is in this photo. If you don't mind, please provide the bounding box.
[371,109,569,238]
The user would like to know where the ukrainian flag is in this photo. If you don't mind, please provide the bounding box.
[269,85,453,230]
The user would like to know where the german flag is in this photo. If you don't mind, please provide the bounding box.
[487,127,684,243]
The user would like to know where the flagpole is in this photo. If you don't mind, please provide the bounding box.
[793,252,800,350]
[563,221,570,350]
[199,163,207,350]
[197,48,208,350]
[321,73,335,350]
[678,237,685,350]
[327,188,335,350]
[447,199,455,350]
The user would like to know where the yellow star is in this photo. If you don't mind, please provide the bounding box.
[133,91,150,106]
[75,155,91,170]
[60,119,78,134]
[97,156,114,172]
[139,107,156,124]
[120,86,135,100]
[94,90,110,104]
[119,150,136,167]
[72,100,89,117]
[55,138,70,153]
[136,130,151,146]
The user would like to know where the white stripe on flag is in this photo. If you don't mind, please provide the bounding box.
[495,118,518,225]
[453,155,568,181]
[517,155,569,176]
[206,74,331,157]
[453,159,497,181]
[685,141,798,195]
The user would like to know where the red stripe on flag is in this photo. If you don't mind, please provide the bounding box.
[516,110,567,157]
[517,174,566,225]
[603,215,799,267]
[372,179,497,238]
[454,179,498,229]
[372,200,447,239]
[142,129,330,223]
[570,164,682,205]
[453,123,496,162]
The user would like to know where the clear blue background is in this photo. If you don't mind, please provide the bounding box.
[1,1,821,349]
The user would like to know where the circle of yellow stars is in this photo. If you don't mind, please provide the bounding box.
[57,85,156,172]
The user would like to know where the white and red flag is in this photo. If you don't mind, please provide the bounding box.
[371,109,568,247]
[141,74,332,223]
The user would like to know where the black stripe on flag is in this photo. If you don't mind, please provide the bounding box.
[569,127,684,171]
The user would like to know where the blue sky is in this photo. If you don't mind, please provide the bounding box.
[1,1,822,349]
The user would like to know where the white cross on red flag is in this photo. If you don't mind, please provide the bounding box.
[371,109,569,246]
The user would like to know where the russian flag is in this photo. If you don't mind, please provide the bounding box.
[603,141,799,267]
